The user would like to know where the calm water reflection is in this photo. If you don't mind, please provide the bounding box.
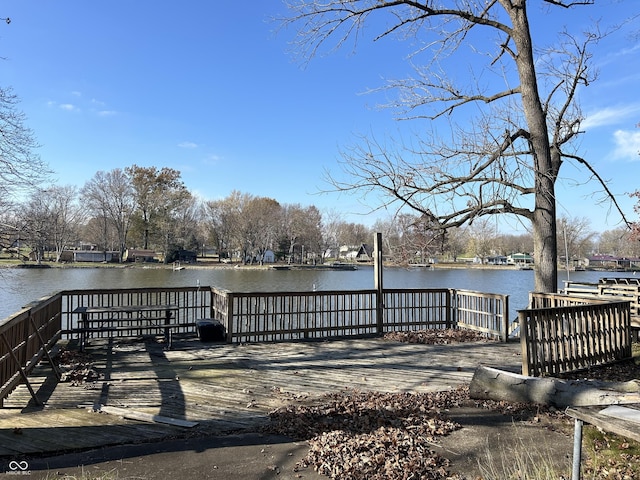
[0,265,634,322]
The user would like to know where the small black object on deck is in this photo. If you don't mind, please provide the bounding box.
[196,319,226,342]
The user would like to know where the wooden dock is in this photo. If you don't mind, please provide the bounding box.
[0,335,521,458]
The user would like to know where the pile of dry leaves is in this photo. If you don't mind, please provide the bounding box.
[265,330,640,479]
[266,385,567,480]
[57,349,101,385]
[267,387,470,480]
[265,329,526,479]
[383,329,493,345]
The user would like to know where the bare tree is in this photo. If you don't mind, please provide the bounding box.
[44,185,84,262]
[0,87,49,209]
[631,191,640,241]
[442,227,467,263]
[16,186,83,264]
[204,193,244,262]
[281,204,323,264]
[171,195,202,254]
[598,227,640,258]
[335,221,371,248]
[465,218,498,263]
[557,215,594,267]
[80,169,135,262]
[283,0,634,293]
[241,197,282,264]
[372,216,404,262]
[0,88,50,258]
[18,190,51,264]
[501,232,534,258]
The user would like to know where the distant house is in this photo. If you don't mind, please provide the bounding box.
[486,255,507,265]
[345,244,373,262]
[262,250,275,263]
[72,250,119,263]
[587,255,640,270]
[123,249,158,263]
[507,252,533,266]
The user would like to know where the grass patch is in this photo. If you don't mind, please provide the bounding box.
[41,468,120,480]
[477,426,571,480]
[582,425,640,479]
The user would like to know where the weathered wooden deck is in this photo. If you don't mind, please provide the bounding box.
[0,335,521,458]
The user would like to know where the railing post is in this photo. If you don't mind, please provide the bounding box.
[447,289,454,329]
[374,233,384,334]
[226,292,234,343]
[519,310,530,376]
[502,295,510,343]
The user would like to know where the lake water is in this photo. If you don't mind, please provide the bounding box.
[0,265,635,322]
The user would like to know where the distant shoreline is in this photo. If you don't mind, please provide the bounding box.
[0,258,594,272]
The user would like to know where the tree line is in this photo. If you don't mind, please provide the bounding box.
[1,164,638,266]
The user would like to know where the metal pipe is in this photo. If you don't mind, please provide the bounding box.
[572,418,583,480]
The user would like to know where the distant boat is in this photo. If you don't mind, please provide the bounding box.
[516,263,533,270]
[272,263,357,271]
[271,265,291,271]
[408,263,434,270]
[330,262,358,271]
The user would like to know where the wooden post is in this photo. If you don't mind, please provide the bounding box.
[502,295,510,343]
[519,310,531,376]
[374,233,384,334]
[226,292,234,343]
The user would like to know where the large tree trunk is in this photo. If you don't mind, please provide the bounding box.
[507,1,559,293]
[533,181,558,293]
[469,366,640,408]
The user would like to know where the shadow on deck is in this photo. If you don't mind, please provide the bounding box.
[0,335,521,458]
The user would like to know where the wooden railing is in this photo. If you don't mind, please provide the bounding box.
[213,289,378,343]
[455,290,510,342]
[382,288,452,331]
[212,287,509,343]
[563,279,640,327]
[0,294,62,406]
[1,285,509,405]
[520,292,632,376]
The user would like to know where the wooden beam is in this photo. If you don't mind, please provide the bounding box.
[99,405,199,428]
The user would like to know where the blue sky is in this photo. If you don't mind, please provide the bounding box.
[2,1,639,235]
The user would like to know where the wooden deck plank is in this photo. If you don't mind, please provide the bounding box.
[0,336,520,458]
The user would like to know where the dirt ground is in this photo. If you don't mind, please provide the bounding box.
[19,402,575,480]
[15,330,633,479]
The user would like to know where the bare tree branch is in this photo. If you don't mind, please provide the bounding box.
[284,0,634,293]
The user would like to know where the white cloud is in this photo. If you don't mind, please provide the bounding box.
[582,104,640,130]
[97,110,117,117]
[203,154,221,165]
[178,141,198,149]
[611,129,640,161]
[59,103,78,112]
